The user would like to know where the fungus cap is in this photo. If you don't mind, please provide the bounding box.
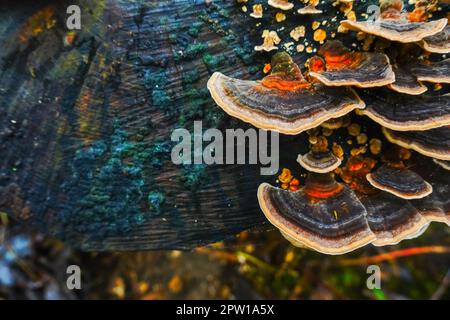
[257,173,376,255]
[340,18,447,43]
[411,58,450,84]
[388,66,427,95]
[420,25,450,53]
[297,4,323,15]
[360,90,450,131]
[297,150,342,173]
[361,192,430,246]
[366,165,433,199]
[383,127,450,160]
[309,41,395,88]
[268,0,294,10]
[207,53,365,135]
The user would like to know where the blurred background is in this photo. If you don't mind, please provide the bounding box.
[1,213,449,300]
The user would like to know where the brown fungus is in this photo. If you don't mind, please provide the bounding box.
[388,65,427,95]
[340,0,447,43]
[257,173,376,255]
[366,165,433,199]
[361,192,430,246]
[207,52,364,135]
[297,150,342,173]
[308,41,395,88]
[420,25,450,53]
[268,0,294,11]
[360,89,450,131]
[383,126,450,160]
[411,58,450,84]
[433,159,450,171]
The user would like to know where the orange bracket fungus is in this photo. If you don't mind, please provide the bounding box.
[308,40,395,88]
[207,52,364,135]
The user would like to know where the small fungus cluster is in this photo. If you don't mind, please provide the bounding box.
[208,0,450,254]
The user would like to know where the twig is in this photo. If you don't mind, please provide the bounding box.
[337,246,450,266]
[431,268,450,300]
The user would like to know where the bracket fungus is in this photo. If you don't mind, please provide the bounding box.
[366,165,433,199]
[434,159,450,171]
[388,66,427,95]
[257,153,449,254]
[360,192,431,246]
[297,0,323,15]
[206,29,450,254]
[207,52,364,135]
[360,90,450,131]
[308,40,395,88]
[383,126,450,160]
[268,0,294,11]
[258,173,376,255]
[411,58,450,84]
[340,0,447,43]
[420,25,450,53]
[297,151,342,174]
[297,135,342,173]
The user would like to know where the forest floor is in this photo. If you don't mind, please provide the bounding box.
[0,214,449,299]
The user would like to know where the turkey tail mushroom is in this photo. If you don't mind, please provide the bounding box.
[366,165,433,199]
[383,126,450,160]
[340,0,447,43]
[206,52,364,135]
[360,89,450,131]
[258,173,376,255]
[308,41,395,88]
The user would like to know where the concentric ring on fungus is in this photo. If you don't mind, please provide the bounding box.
[340,0,447,44]
[257,174,376,255]
[388,66,427,95]
[297,150,342,174]
[366,165,433,199]
[411,58,450,84]
[420,26,450,54]
[359,89,450,131]
[206,52,365,135]
[308,41,395,88]
[383,127,450,160]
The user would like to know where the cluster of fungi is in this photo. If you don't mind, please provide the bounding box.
[208,0,450,254]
